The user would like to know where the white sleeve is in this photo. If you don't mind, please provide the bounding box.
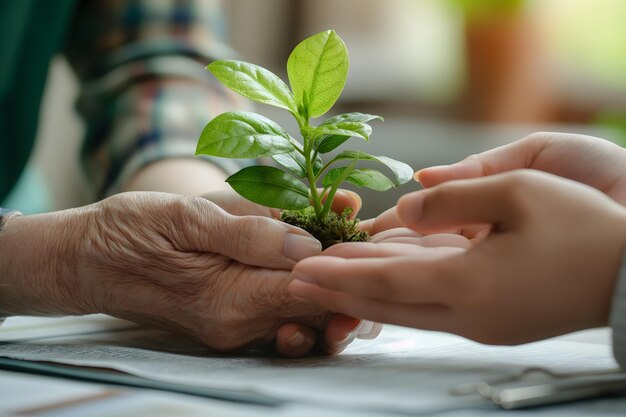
[609,245,626,368]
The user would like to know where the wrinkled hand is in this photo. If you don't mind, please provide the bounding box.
[203,188,380,355]
[0,192,373,356]
[80,192,334,353]
[289,170,626,345]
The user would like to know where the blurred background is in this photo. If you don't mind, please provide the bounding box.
[9,0,626,218]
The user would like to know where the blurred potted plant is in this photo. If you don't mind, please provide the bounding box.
[452,0,556,122]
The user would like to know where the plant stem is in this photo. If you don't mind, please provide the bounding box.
[314,159,334,181]
[296,109,326,220]
[319,162,356,218]
[301,122,323,218]
[319,184,339,219]
[306,153,323,217]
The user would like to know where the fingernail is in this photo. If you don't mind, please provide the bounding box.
[338,329,359,346]
[286,331,306,348]
[291,271,317,284]
[415,165,452,183]
[357,321,383,340]
[397,192,424,227]
[283,233,322,262]
[357,320,374,337]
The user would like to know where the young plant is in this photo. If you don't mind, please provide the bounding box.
[195,30,412,248]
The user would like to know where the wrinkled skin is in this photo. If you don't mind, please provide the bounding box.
[0,191,378,356]
[75,194,317,350]
[204,189,382,353]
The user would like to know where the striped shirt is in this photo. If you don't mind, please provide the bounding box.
[65,0,247,197]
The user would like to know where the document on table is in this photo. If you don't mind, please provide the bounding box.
[0,315,623,415]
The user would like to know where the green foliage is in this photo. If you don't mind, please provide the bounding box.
[323,167,396,192]
[287,30,349,119]
[226,166,310,210]
[324,151,413,186]
[196,30,413,223]
[315,113,383,153]
[207,60,297,114]
[196,111,294,158]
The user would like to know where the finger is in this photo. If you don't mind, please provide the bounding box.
[179,198,322,269]
[356,320,383,340]
[422,234,473,248]
[458,225,491,240]
[397,173,524,234]
[370,227,422,243]
[359,206,403,235]
[368,227,473,250]
[375,234,473,249]
[323,241,422,258]
[370,237,433,245]
[289,281,453,331]
[322,314,362,354]
[275,323,318,357]
[325,189,362,217]
[228,215,324,269]
[290,254,468,304]
[323,241,465,259]
[416,137,543,188]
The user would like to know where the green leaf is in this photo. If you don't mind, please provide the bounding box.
[321,112,384,125]
[315,134,351,154]
[207,60,297,113]
[226,166,310,210]
[323,167,395,191]
[271,144,322,178]
[196,111,295,158]
[375,155,414,185]
[310,122,372,141]
[272,152,306,178]
[327,151,414,186]
[320,165,356,192]
[309,122,372,155]
[315,113,382,153]
[287,30,349,118]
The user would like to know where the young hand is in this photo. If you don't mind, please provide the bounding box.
[361,132,626,240]
[418,132,626,205]
[289,170,626,345]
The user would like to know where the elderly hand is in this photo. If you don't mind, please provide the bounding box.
[289,170,626,345]
[203,188,382,354]
[0,191,373,356]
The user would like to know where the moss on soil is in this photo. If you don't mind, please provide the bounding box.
[281,207,369,249]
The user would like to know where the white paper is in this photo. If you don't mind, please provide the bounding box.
[0,315,623,415]
[0,372,107,414]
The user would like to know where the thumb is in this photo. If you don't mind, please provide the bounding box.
[397,172,525,234]
[416,136,544,188]
[173,198,322,269]
[324,189,362,218]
